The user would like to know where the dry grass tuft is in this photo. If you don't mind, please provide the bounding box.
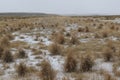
[54,33,65,44]
[48,43,62,55]
[80,54,94,72]
[78,27,84,32]
[40,60,56,80]
[16,49,27,58]
[64,53,77,72]
[2,49,13,63]
[102,47,113,62]
[16,62,28,77]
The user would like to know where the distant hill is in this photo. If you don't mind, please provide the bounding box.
[0,12,58,17]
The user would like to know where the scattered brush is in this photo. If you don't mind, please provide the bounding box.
[40,60,56,80]
[16,62,28,77]
[2,49,13,63]
[80,54,94,72]
[64,53,77,72]
[48,43,62,55]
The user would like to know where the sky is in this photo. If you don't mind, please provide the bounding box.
[0,0,120,15]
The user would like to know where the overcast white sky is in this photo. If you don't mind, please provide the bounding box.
[0,0,120,15]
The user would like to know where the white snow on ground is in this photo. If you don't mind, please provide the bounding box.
[39,36,52,46]
[11,34,40,44]
[102,18,120,24]
[93,59,113,73]
[12,31,52,46]
[109,36,119,41]
[65,24,78,32]
[85,73,104,80]
[80,38,91,43]
[111,18,120,23]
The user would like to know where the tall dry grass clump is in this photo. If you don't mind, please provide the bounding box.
[54,33,65,44]
[48,43,62,55]
[16,49,27,58]
[40,60,56,80]
[2,49,13,63]
[80,54,94,72]
[64,53,77,72]
[16,62,28,77]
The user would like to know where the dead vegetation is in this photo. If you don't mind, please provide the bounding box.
[0,16,120,80]
[16,62,29,77]
[64,53,77,72]
[2,49,13,63]
[80,53,94,72]
[48,43,62,55]
[16,49,27,58]
[39,60,56,80]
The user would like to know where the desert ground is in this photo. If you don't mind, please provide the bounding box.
[0,15,120,80]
